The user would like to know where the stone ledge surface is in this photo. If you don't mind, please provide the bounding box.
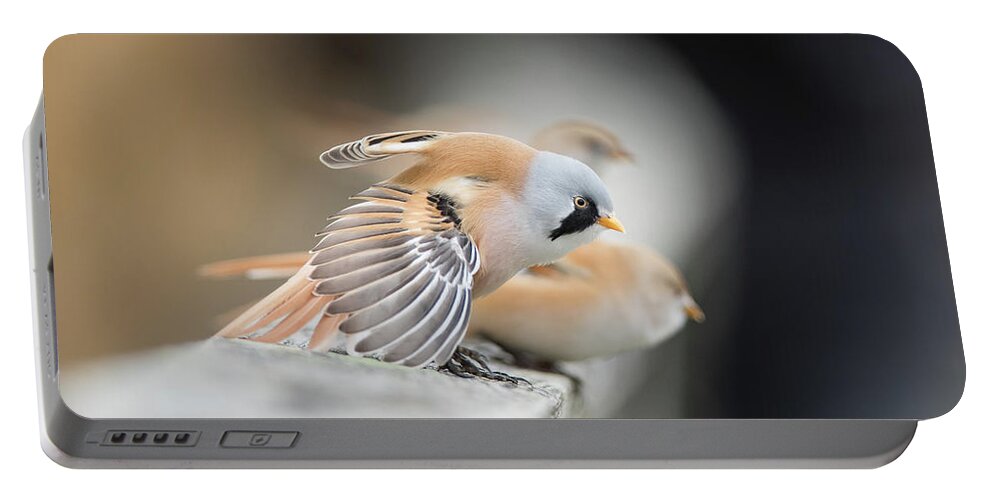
[61,338,579,419]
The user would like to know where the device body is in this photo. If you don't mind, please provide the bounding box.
[25,100,918,467]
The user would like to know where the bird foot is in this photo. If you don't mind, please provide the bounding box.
[511,358,583,393]
[482,338,584,393]
[442,346,531,386]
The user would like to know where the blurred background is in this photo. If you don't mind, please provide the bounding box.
[44,35,963,419]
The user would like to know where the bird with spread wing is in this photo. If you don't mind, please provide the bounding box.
[209,130,623,379]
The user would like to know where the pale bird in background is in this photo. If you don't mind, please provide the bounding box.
[530,120,633,175]
[210,130,624,379]
[468,240,704,365]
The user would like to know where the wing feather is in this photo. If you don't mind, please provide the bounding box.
[319,131,452,169]
[338,268,435,333]
[313,252,419,294]
[319,215,405,234]
[308,245,414,280]
[399,288,471,366]
[214,183,479,368]
[426,290,473,367]
[312,226,409,252]
[354,278,448,352]
[310,234,414,266]
[326,264,426,315]
[330,202,404,218]
[309,185,480,367]
[352,186,410,202]
[381,285,461,362]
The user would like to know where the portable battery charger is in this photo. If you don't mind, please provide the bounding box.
[26,34,963,467]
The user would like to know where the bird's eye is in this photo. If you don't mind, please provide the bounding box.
[573,196,589,209]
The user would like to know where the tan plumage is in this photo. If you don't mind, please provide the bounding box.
[215,184,478,363]
[198,120,632,283]
[209,130,622,370]
[468,240,703,362]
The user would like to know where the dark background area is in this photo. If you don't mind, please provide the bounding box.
[664,35,964,418]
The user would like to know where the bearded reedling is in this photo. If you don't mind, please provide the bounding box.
[210,131,623,379]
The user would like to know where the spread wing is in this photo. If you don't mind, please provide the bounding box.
[319,130,452,169]
[312,184,479,367]
[216,183,479,369]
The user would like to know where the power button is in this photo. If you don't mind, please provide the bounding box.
[220,431,298,448]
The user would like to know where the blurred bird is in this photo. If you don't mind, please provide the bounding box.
[467,240,704,366]
[210,130,624,379]
[530,120,633,175]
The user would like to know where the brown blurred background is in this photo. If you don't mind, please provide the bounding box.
[45,35,404,364]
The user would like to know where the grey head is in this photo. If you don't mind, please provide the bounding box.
[520,151,625,264]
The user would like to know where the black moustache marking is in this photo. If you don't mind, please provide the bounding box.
[549,198,599,241]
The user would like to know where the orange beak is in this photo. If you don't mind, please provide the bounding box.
[596,215,626,233]
[683,299,706,323]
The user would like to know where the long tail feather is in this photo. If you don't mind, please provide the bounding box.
[252,294,333,344]
[215,269,311,338]
[308,314,347,352]
[214,267,344,351]
[198,252,310,280]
